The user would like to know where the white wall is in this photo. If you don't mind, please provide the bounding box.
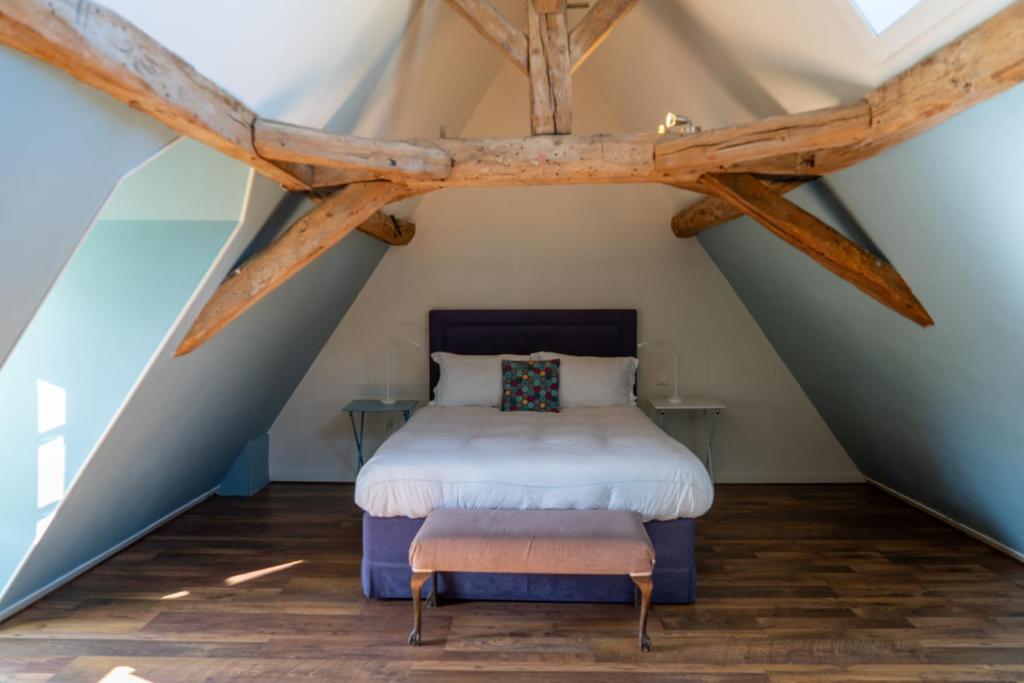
[270,63,859,484]
[98,0,517,136]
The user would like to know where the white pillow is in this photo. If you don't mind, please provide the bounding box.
[431,352,531,407]
[532,352,638,408]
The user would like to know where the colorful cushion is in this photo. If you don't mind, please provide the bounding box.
[501,359,560,412]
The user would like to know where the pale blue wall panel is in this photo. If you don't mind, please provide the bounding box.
[0,219,235,589]
[0,48,174,367]
[699,86,1024,554]
[0,185,387,614]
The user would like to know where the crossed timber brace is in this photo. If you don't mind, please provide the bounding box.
[3,0,1022,354]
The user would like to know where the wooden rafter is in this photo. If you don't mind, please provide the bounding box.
[654,102,871,179]
[410,133,658,187]
[528,0,573,134]
[0,0,305,191]
[569,0,639,73]
[254,119,453,182]
[6,0,1023,348]
[0,0,417,248]
[702,173,933,327]
[175,182,420,356]
[356,212,416,247]
[443,0,529,75]
[671,1,1024,234]
[671,178,809,238]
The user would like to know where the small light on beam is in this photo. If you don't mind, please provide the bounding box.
[663,112,701,136]
[225,560,305,586]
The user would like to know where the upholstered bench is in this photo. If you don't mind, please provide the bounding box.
[407,508,656,651]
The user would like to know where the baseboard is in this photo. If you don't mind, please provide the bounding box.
[0,486,218,624]
[270,469,355,483]
[714,471,865,484]
[867,477,1024,564]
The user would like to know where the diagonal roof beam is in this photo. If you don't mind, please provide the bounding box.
[670,1,1024,235]
[254,119,452,182]
[0,0,305,191]
[654,102,871,179]
[702,173,933,327]
[175,182,423,356]
[671,178,809,238]
[569,0,639,73]
[444,0,529,75]
[0,0,418,247]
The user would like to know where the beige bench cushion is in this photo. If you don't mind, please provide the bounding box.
[409,509,655,576]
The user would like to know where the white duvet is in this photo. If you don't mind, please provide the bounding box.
[354,406,714,520]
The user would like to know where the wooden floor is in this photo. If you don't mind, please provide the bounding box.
[2,484,1023,682]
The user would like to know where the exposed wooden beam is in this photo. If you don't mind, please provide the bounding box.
[532,0,565,12]
[702,173,933,327]
[254,119,452,183]
[443,0,529,75]
[654,102,871,179]
[705,2,1024,178]
[256,133,661,188]
[528,0,572,134]
[667,2,1024,237]
[409,133,657,187]
[569,0,639,73]
[356,212,416,246]
[0,0,419,249]
[671,178,810,238]
[861,2,1024,156]
[175,183,413,356]
[273,115,860,188]
[275,163,381,189]
[0,0,310,192]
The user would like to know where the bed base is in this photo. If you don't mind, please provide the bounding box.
[361,513,697,604]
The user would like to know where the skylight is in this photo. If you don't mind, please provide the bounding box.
[850,0,926,34]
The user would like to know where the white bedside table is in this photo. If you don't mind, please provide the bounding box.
[648,398,726,480]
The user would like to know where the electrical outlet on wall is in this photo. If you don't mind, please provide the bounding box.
[656,374,670,386]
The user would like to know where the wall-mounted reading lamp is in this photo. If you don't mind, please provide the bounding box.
[658,112,701,136]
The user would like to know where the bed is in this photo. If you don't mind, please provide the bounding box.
[355,309,714,604]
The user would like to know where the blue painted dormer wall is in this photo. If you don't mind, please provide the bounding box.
[0,52,389,619]
[699,85,1024,556]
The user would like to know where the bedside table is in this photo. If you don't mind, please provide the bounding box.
[648,398,725,481]
[344,399,418,472]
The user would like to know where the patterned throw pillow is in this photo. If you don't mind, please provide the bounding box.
[501,359,560,412]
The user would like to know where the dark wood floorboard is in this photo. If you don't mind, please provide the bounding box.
[1,484,1022,682]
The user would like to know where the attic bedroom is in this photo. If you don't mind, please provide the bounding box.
[1,0,1022,680]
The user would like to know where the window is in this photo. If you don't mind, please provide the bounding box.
[850,0,927,34]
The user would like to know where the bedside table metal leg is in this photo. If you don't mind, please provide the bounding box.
[349,411,366,472]
[703,409,719,481]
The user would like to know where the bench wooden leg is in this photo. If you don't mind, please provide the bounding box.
[426,572,438,609]
[631,574,653,652]
[409,570,431,646]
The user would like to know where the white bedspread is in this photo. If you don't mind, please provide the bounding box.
[354,406,714,520]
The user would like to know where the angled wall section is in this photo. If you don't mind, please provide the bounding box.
[0,139,249,609]
[0,169,388,621]
[699,85,1024,556]
[0,48,173,367]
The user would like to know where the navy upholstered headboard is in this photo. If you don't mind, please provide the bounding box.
[428,309,637,398]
